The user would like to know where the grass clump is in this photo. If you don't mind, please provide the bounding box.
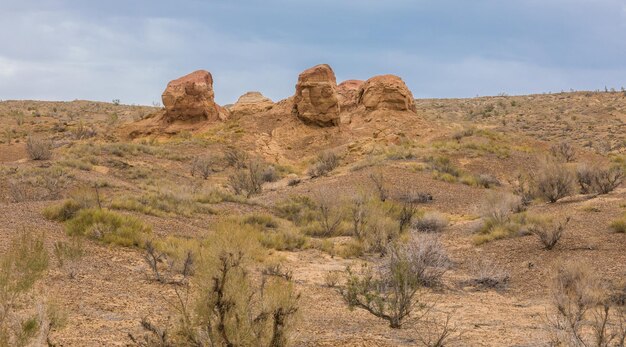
[111,192,214,217]
[473,192,527,244]
[65,208,151,247]
[610,216,626,233]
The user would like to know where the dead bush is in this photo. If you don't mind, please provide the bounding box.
[532,160,575,203]
[547,261,624,346]
[594,166,624,195]
[398,235,450,287]
[577,164,624,195]
[308,151,340,178]
[462,259,510,290]
[509,173,533,207]
[528,216,570,250]
[26,135,53,160]
[397,190,419,233]
[369,169,388,202]
[349,193,369,240]
[480,191,522,225]
[228,160,264,197]
[550,141,576,162]
[224,148,249,169]
[190,156,215,180]
[413,212,449,233]
[308,189,344,237]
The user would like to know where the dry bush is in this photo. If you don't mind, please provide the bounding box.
[533,160,575,203]
[224,148,249,169]
[480,191,522,225]
[190,155,215,180]
[361,206,398,255]
[52,237,84,279]
[550,142,576,162]
[397,235,450,288]
[128,318,174,347]
[611,217,626,233]
[528,216,570,250]
[509,173,534,207]
[369,169,388,202]
[413,212,449,233]
[426,156,460,177]
[0,232,50,346]
[548,261,626,346]
[397,190,419,233]
[577,164,624,195]
[349,193,370,239]
[26,136,53,160]
[72,121,97,140]
[462,259,510,290]
[227,160,264,197]
[308,151,340,178]
[142,240,193,285]
[594,166,624,195]
[306,189,344,237]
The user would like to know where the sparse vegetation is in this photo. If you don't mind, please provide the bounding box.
[533,160,575,203]
[308,151,340,177]
[26,135,53,160]
[65,208,151,247]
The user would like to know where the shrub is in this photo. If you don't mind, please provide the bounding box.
[528,215,570,250]
[190,155,215,179]
[258,228,307,251]
[179,223,300,347]
[307,190,344,237]
[43,199,84,221]
[397,235,450,287]
[368,170,388,202]
[0,232,49,346]
[308,151,340,177]
[53,237,84,279]
[65,208,151,247]
[274,195,317,226]
[413,212,449,233]
[509,173,534,207]
[224,147,249,168]
[577,164,624,195]
[361,207,398,254]
[227,160,264,197]
[426,156,460,177]
[475,174,501,188]
[242,213,279,229]
[480,191,522,225]
[26,135,53,160]
[593,166,624,194]
[111,192,212,217]
[550,142,576,162]
[341,261,419,328]
[547,262,626,346]
[462,259,510,290]
[533,160,575,203]
[340,236,447,328]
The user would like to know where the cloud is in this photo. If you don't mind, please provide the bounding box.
[0,1,624,104]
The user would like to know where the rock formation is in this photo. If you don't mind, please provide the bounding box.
[337,79,364,110]
[161,70,227,122]
[229,91,273,116]
[358,75,416,112]
[293,64,340,126]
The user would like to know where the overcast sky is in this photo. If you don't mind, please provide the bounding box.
[1,0,625,105]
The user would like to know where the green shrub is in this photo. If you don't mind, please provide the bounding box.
[274,196,317,226]
[259,228,308,251]
[65,208,151,247]
[242,213,279,229]
[43,199,83,221]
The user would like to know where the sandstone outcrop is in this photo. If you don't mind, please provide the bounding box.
[337,79,364,110]
[293,64,340,126]
[358,75,416,112]
[161,70,227,122]
[229,91,273,116]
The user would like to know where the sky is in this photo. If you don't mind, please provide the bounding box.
[1,0,625,105]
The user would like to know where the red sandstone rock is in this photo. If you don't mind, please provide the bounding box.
[293,64,340,126]
[358,75,416,112]
[161,70,226,122]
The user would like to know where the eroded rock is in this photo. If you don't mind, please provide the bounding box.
[358,75,416,112]
[293,64,340,126]
[161,70,227,122]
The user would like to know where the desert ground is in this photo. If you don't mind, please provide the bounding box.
[0,67,625,347]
